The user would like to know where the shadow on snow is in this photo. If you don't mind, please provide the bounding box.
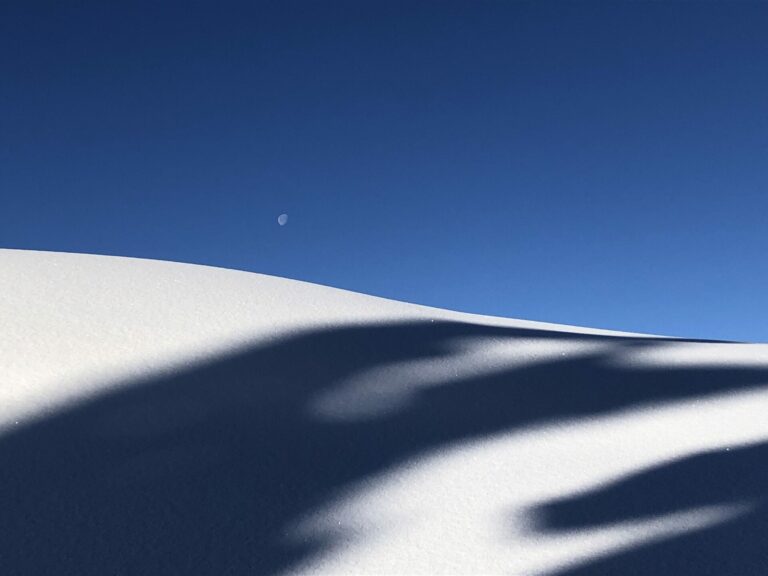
[535,440,768,575]
[0,320,765,574]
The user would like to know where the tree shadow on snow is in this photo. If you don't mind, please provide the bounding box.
[534,440,768,575]
[0,320,766,575]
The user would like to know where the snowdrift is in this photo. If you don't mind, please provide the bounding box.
[2,249,768,575]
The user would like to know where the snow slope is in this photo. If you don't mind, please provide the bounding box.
[2,249,768,575]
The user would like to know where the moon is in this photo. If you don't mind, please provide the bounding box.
[277,213,288,226]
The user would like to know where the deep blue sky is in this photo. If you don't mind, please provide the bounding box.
[2,1,767,341]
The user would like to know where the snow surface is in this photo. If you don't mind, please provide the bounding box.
[2,248,768,575]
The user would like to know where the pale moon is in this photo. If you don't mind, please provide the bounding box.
[278,213,288,226]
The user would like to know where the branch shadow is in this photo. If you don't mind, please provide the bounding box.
[0,320,765,574]
[534,441,768,575]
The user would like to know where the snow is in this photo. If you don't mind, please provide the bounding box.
[1,248,767,575]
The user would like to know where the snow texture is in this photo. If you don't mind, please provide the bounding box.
[1,248,767,575]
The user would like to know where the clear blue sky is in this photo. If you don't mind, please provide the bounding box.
[2,1,767,341]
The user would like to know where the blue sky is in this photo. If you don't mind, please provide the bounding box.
[2,1,767,341]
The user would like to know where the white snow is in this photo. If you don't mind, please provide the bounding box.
[0,249,642,431]
[2,248,767,575]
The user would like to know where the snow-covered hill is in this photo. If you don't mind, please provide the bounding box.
[2,249,767,575]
